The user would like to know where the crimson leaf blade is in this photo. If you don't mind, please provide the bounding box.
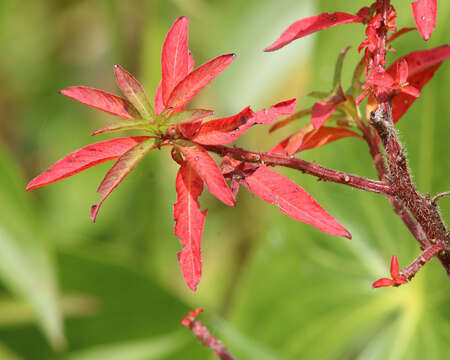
[177,143,235,206]
[166,54,236,112]
[161,16,190,105]
[174,162,207,291]
[26,137,152,191]
[242,166,350,238]
[60,86,141,120]
[265,12,363,52]
[411,0,437,41]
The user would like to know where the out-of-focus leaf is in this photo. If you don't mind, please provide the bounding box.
[411,0,437,41]
[166,109,214,125]
[91,120,150,136]
[269,108,311,133]
[0,143,64,349]
[265,12,363,52]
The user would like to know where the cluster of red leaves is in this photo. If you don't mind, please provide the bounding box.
[263,1,449,288]
[27,17,354,291]
[372,256,407,288]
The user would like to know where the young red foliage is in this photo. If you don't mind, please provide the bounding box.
[166,54,236,112]
[59,87,141,120]
[265,12,364,52]
[411,0,437,41]
[26,137,152,191]
[241,166,351,238]
[388,45,450,122]
[161,16,190,104]
[177,143,235,207]
[372,255,407,288]
[253,99,297,124]
[174,162,207,291]
[311,101,341,129]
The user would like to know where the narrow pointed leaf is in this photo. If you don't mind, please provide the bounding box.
[387,27,415,43]
[91,139,156,221]
[60,87,141,120]
[91,120,150,136]
[242,166,350,238]
[167,108,214,125]
[192,107,255,145]
[174,162,206,291]
[253,99,297,125]
[177,143,235,206]
[311,100,341,129]
[114,65,154,120]
[269,108,311,133]
[372,278,394,288]
[411,0,437,41]
[390,255,400,279]
[166,54,236,111]
[161,17,190,104]
[26,137,151,191]
[188,50,195,72]
[265,12,363,52]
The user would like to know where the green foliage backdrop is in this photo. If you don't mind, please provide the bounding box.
[0,0,448,359]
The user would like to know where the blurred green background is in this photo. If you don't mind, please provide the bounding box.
[0,0,449,359]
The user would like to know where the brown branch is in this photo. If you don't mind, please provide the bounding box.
[203,144,393,195]
[181,309,235,360]
[400,241,445,280]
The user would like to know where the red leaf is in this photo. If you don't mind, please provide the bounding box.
[253,99,297,124]
[188,50,195,72]
[270,124,313,155]
[390,255,400,279]
[311,100,340,129]
[154,81,165,115]
[265,12,363,52]
[372,278,394,288]
[391,64,440,122]
[166,54,236,112]
[26,137,152,191]
[387,27,416,43]
[388,46,450,79]
[192,107,255,145]
[242,166,350,238]
[161,17,190,105]
[114,65,154,120]
[174,162,207,291]
[91,139,156,221]
[177,143,235,206]
[60,87,140,120]
[411,0,437,41]
[299,127,361,152]
[269,108,311,133]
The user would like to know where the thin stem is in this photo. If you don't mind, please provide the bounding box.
[203,144,393,195]
[182,309,235,360]
[400,241,445,280]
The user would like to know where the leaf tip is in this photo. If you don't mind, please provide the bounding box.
[344,231,352,239]
[90,204,100,222]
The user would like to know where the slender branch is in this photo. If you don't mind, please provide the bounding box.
[400,241,445,280]
[181,309,235,360]
[431,191,450,205]
[360,123,429,249]
[203,144,393,195]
